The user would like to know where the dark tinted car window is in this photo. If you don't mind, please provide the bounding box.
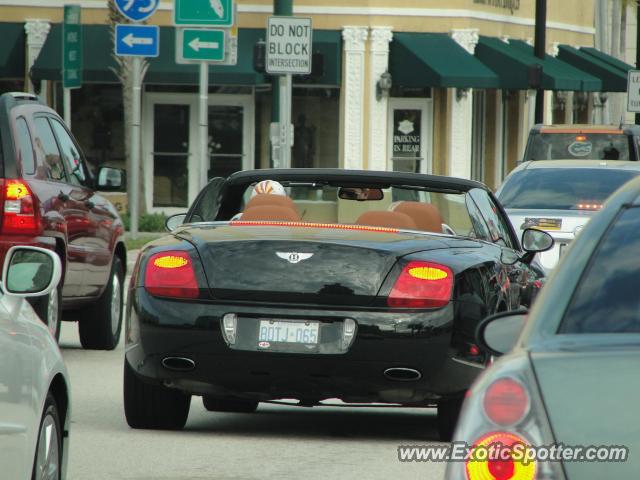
[465,195,491,241]
[498,168,640,210]
[526,133,632,161]
[34,117,65,181]
[560,207,640,333]
[50,119,87,186]
[468,188,515,248]
[15,117,35,175]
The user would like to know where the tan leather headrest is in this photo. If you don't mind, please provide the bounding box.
[355,211,417,230]
[245,194,296,211]
[241,205,301,222]
[390,201,443,233]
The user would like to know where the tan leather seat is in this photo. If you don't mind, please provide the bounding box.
[355,211,417,230]
[390,201,444,233]
[244,194,297,212]
[241,205,301,222]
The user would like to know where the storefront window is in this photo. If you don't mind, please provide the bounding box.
[209,105,244,178]
[152,104,189,208]
[0,80,24,94]
[59,84,125,172]
[292,89,339,169]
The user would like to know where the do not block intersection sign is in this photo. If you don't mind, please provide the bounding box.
[266,16,312,75]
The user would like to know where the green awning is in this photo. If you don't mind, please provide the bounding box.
[581,47,634,73]
[389,32,499,89]
[31,24,119,83]
[475,36,593,91]
[557,45,627,92]
[509,39,601,91]
[0,23,26,79]
[31,25,341,87]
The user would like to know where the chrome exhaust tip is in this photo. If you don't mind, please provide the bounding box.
[383,367,422,381]
[161,356,196,372]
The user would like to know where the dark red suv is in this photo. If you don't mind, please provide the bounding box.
[0,92,127,349]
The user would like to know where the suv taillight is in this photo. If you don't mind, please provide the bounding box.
[1,179,41,234]
[144,250,200,299]
[387,261,453,308]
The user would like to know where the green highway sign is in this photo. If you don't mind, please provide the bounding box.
[63,4,82,89]
[176,28,225,63]
[174,0,234,27]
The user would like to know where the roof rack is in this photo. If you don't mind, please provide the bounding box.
[6,92,39,101]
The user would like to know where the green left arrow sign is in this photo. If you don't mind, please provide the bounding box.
[176,28,225,63]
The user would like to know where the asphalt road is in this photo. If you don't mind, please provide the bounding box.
[58,258,446,479]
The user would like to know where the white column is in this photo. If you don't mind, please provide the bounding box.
[342,27,368,170]
[24,20,51,95]
[449,29,478,179]
[368,27,393,172]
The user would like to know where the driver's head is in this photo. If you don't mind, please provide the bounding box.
[251,180,286,198]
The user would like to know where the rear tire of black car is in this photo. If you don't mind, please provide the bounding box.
[202,396,259,413]
[31,286,62,343]
[437,396,464,441]
[79,256,123,350]
[124,360,191,430]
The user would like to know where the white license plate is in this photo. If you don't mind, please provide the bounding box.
[258,320,319,344]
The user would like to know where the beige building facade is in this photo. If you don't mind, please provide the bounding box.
[2,0,627,214]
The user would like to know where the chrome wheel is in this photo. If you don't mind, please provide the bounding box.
[110,273,122,337]
[34,412,60,480]
[46,288,59,339]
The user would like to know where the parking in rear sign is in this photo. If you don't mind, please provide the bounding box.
[115,24,159,57]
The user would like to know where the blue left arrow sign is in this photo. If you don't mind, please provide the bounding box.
[115,24,159,57]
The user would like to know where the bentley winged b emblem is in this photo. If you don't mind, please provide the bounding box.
[276,252,314,264]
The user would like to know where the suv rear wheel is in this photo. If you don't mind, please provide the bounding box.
[79,256,123,350]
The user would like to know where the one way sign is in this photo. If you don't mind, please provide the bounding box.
[115,24,159,57]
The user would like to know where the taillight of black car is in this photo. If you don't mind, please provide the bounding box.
[144,250,200,299]
[0,179,42,234]
[387,261,453,308]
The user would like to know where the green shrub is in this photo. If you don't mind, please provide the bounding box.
[120,212,167,232]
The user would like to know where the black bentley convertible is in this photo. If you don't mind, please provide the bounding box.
[123,169,552,439]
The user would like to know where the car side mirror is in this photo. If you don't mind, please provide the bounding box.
[96,167,126,192]
[521,228,554,253]
[2,246,62,297]
[165,213,187,232]
[476,310,527,357]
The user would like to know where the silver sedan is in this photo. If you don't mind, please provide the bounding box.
[0,246,69,480]
[496,159,640,271]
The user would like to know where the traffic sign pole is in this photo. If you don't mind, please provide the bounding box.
[267,13,312,169]
[199,62,209,189]
[277,74,293,168]
[271,0,292,167]
[114,0,160,240]
[130,57,143,239]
